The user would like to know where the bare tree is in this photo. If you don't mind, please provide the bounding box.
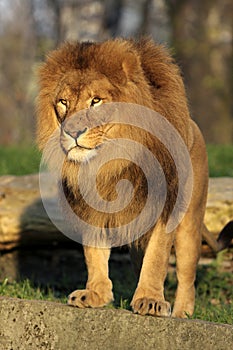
[0,0,37,145]
[166,0,233,143]
[46,0,106,43]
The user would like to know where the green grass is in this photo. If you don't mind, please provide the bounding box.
[207,144,233,177]
[0,144,232,177]
[192,255,233,324]
[0,145,41,176]
[0,262,232,325]
[0,278,66,303]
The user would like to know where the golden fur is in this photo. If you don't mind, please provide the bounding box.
[37,38,232,318]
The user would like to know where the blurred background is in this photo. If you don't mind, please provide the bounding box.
[0,0,232,146]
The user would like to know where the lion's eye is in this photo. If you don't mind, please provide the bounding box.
[59,99,67,106]
[90,97,102,107]
[56,99,68,122]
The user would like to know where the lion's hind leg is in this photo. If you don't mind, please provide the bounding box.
[172,219,202,318]
[172,121,208,317]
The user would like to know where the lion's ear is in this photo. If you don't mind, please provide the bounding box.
[122,52,141,82]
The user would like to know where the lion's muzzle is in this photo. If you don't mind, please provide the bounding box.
[60,125,91,152]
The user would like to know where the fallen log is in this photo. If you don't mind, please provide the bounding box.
[0,174,70,250]
[0,174,232,252]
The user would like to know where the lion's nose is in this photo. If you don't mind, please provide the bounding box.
[63,127,87,140]
[60,126,91,152]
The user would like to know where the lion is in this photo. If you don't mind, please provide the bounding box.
[36,38,233,318]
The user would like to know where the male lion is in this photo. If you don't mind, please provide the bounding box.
[37,38,232,318]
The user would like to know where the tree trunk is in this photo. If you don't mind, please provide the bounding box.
[166,0,233,143]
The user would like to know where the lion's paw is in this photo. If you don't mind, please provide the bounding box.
[68,289,113,308]
[131,298,171,317]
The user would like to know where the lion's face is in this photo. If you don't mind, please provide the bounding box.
[56,72,117,163]
[36,40,154,163]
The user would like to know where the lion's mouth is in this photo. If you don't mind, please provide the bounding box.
[73,140,93,151]
[65,143,97,163]
[67,143,94,156]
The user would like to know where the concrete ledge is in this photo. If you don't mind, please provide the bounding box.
[0,298,232,350]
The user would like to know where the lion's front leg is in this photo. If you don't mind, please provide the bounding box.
[68,246,113,308]
[131,223,174,317]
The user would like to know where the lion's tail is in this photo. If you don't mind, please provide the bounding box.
[202,221,233,253]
